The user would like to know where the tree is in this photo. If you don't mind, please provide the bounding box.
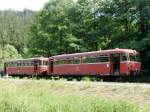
[28,0,150,74]
[0,9,34,53]
[0,44,22,68]
[29,0,81,56]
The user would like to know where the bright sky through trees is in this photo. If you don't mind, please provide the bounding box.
[0,0,49,11]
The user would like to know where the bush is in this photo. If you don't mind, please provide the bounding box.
[0,44,22,68]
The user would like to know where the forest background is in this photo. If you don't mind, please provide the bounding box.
[0,0,149,74]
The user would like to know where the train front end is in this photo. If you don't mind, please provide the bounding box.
[119,50,141,76]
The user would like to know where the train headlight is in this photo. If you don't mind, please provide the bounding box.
[106,64,109,68]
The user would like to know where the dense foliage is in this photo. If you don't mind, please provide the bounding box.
[29,0,150,72]
[0,44,22,67]
[0,9,34,68]
[0,9,34,52]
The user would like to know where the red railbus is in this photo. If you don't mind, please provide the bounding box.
[49,49,141,76]
[4,57,48,76]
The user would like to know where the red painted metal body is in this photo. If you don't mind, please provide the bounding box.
[120,61,141,75]
[5,57,48,76]
[49,49,141,76]
[52,63,111,75]
[4,49,141,77]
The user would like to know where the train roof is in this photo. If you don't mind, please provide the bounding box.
[5,57,48,63]
[51,49,138,60]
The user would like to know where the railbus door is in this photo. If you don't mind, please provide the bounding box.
[4,62,6,75]
[111,53,120,75]
[49,58,53,74]
[34,60,39,75]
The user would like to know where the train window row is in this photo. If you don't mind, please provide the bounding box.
[54,56,109,65]
[5,54,140,67]
[6,61,34,67]
[122,53,140,61]
[83,56,109,63]
[129,54,140,61]
[6,60,48,67]
[54,59,80,65]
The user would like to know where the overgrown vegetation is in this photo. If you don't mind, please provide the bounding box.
[0,79,149,112]
[0,9,34,68]
[0,44,22,67]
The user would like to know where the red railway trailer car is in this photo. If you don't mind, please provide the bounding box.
[49,49,141,76]
[4,57,48,76]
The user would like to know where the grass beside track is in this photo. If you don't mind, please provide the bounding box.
[0,79,149,112]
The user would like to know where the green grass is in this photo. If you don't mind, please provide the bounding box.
[0,79,148,112]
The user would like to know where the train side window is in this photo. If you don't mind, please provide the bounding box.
[72,59,80,64]
[28,61,34,66]
[43,61,48,65]
[83,56,97,63]
[20,62,22,66]
[10,62,12,67]
[30,61,34,66]
[12,62,15,67]
[46,61,48,65]
[122,53,129,61]
[67,59,80,64]
[8,62,11,67]
[5,63,7,67]
[92,57,97,63]
[8,63,10,67]
[97,56,109,62]
[83,57,89,63]
[9,62,11,67]
[23,62,26,66]
[27,62,30,66]
[130,54,136,61]
[54,61,57,65]
[54,60,64,65]
[38,61,42,65]
[11,62,13,67]
[55,58,81,65]
[9,62,12,67]
[26,62,29,66]
[9,63,11,67]
[17,63,21,66]
[21,62,25,66]
[15,62,18,67]
[64,60,70,64]
[11,62,14,67]
[136,54,140,62]
[15,62,17,67]
[24,62,28,66]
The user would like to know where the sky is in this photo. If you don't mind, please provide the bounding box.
[0,0,50,11]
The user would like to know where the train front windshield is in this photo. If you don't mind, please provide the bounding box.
[129,53,140,62]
